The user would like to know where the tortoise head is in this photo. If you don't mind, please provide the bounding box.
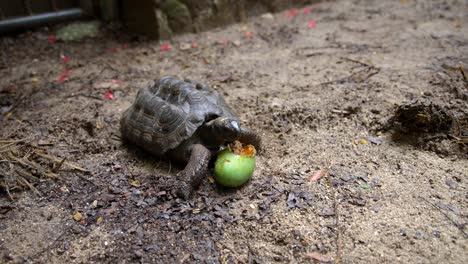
[212,117,241,142]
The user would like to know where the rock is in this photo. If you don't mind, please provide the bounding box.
[56,21,100,41]
[156,9,173,39]
[161,0,192,33]
[135,249,144,258]
[367,136,384,145]
[73,212,83,221]
[179,43,191,50]
[121,0,159,39]
[261,13,275,19]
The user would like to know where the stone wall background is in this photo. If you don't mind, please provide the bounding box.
[121,0,316,39]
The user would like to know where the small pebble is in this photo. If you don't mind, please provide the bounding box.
[414,231,424,240]
[134,250,144,258]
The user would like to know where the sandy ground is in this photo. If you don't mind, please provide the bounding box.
[0,0,467,263]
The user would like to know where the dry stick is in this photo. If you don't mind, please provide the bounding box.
[4,179,13,201]
[34,152,88,172]
[0,138,30,144]
[63,93,103,101]
[458,67,466,81]
[333,187,342,264]
[421,197,468,238]
[9,155,58,179]
[35,152,96,185]
[340,56,375,68]
[52,157,67,173]
[318,67,374,86]
[1,93,26,120]
[18,176,41,196]
[319,57,381,86]
[0,141,22,151]
[0,167,14,201]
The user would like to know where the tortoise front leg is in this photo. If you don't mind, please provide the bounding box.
[176,144,212,199]
[239,128,262,153]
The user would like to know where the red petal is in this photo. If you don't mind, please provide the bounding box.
[161,44,171,51]
[245,32,254,39]
[61,55,70,63]
[64,69,72,75]
[286,8,299,19]
[104,89,114,100]
[307,20,317,29]
[191,42,198,48]
[303,8,311,14]
[48,35,56,44]
[58,74,68,83]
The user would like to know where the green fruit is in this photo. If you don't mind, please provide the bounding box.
[214,149,256,187]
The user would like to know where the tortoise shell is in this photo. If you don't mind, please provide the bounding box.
[120,76,238,156]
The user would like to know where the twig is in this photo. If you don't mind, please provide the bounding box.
[333,187,342,264]
[447,134,468,144]
[319,67,377,86]
[75,172,97,186]
[340,56,375,68]
[63,93,103,101]
[32,227,70,258]
[0,138,31,151]
[441,64,467,81]
[9,154,58,179]
[331,109,350,115]
[316,57,381,86]
[34,152,89,173]
[18,176,41,196]
[0,138,30,144]
[421,197,467,237]
[458,66,466,81]
[4,179,14,201]
[52,157,67,173]
[0,167,15,200]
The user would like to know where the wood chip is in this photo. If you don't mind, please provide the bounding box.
[308,169,328,182]
[34,151,88,172]
[307,252,332,262]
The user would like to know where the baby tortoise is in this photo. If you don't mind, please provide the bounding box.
[120,76,261,199]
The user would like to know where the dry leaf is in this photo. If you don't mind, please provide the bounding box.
[161,44,171,51]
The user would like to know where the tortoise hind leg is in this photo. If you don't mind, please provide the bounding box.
[239,128,262,153]
[176,144,212,199]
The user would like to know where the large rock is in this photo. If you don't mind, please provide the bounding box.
[155,9,173,39]
[121,0,159,39]
[121,0,317,39]
[160,0,192,33]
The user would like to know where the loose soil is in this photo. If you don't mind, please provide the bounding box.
[0,0,467,263]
